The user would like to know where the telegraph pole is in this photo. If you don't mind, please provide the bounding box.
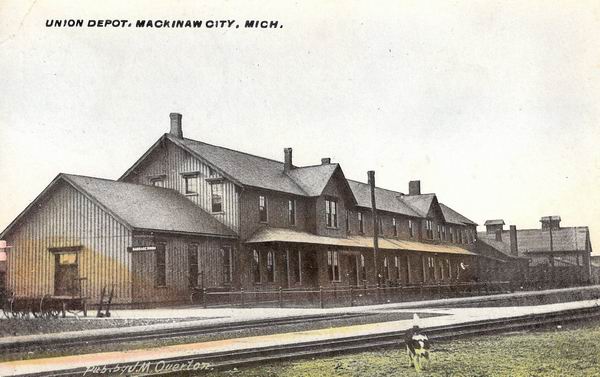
[368,171,380,286]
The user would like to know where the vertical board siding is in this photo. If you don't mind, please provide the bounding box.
[131,234,234,304]
[5,182,132,303]
[125,141,240,233]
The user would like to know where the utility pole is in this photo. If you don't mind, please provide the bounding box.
[368,171,380,286]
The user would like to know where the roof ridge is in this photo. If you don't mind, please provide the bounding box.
[347,179,405,196]
[178,135,285,166]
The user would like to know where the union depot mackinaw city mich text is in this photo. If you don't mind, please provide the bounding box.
[45,19,283,29]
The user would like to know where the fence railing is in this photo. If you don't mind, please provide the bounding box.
[191,281,513,309]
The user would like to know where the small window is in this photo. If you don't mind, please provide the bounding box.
[150,178,164,187]
[58,253,77,265]
[222,246,232,284]
[210,182,223,213]
[442,226,447,241]
[188,244,198,287]
[358,212,364,233]
[327,250,341,281]
[395,256,401,280]
[184,175,198,194]
[252,250,261,283]
[437,225,441,239]
[408,220,414,238]
[325,199,338,228]
[208,167,216,177]
[392,218,398,237]
[259,195,268,222]
[155,243,166,287]
[266,251,275,282]
[288,199,296,225]
[383,257,390,281]
[425,220,434,239]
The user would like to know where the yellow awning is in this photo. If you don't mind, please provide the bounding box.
[245,227,476,256]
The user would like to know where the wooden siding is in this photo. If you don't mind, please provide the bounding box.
[131,233,235,304]
[123,141,240,233]
[4,182,133,303]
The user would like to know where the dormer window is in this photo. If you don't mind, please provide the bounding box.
[288,199,296,226]
[408,220,414,238]
[392,217,398,237]
[425,220,434,239]
[183,174,198,195]
[325,199,338,228]
[358,212,364,233]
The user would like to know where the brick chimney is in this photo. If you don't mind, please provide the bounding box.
[284,148,293,172]
[169,113,183,138]
[408,180,421,195]
[321,158,331,165]
[495,230,502,242]
[509,225,518,256]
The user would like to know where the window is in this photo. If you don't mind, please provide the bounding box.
[360,254,366,281]
[327,250,341,281]
[150,178,164,187]
[290,249,301,284]
[184,175,198,194]
[211,182,223,213]
[425,220,434,239]
[259,195,268,222]
[394,256,401,280]
[252,250,261,283]
[442,226,447,241]
[450,228,455,243]
[427,256,435,281]
[358,212,364,233]
[288,199,296,225]
[378,217,383,235]
[222,246,232,284]
[446,259,452,279]
[266,251,275,282]
[188,244,198,287]
[392,218,398,237]
[437,225,441,239]
[383,257,390,281]
[408,220,414,238]
[208,167,216,177]
[325,199,338,228]
[155,243,166,287]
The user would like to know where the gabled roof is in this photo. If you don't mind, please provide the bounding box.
[484,219,505,226]
[347,180,420,217]
[400,193,436,218]
[477,226,591,255]
[439,203,478,226]
[285,164,339,196]
[1,174,236,239]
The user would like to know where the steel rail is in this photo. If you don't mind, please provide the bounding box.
[12,305,600,377]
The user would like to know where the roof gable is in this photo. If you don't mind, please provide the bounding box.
[347,180,420,217]
[400,193,436,218]
[439,203,478,226]
[285,164,339,197]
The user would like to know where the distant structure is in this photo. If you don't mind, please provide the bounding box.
[477,216,593,287]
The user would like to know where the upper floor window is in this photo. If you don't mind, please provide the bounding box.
[184,174,198,195]
[259,195,268,223]
[325,199,338,228]
[378,217,383,235]
[450,228,455,243]
[288,199,296,226]
[437,225,441,239]
[150,178,164,187]
[327,250,341,281]
[394,256,401,280]
[208,167,217,177]
[425,220,434,239]
[360,254,366,281]
[358,212,364,233]
[210,182,223,213]
[408,220,414,238]
[442,226,447,241]
[266,251,275,282]
[392,218,398,237]
[222,246,232,284]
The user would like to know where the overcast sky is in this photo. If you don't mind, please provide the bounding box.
[1,1,599,252]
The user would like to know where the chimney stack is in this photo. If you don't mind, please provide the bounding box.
[495,230,502,242]
[509,225,518,256]
[169,113,183,138]
[284,148,293,172]
[540,216,561,231]
[409,180,421,195]
[321,158,331,165]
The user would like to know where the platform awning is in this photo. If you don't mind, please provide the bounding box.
[245,227,476,256]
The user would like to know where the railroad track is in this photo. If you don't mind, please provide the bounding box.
[11,305,600,377]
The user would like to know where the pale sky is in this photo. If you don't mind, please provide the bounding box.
[1,1,599,253]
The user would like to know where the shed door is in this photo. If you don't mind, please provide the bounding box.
[54,253,79,296]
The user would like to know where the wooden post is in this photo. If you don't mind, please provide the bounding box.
[319,286,324,309]
[240,288,245,307]
[368,171,379,286]
[350,286,354,307]
[278,286,283,308]
[202,288,207,308]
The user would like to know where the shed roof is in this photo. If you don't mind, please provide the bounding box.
[484,219,505,226]
[245,227,476,256]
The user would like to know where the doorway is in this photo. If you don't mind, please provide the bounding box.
[54,252,79,296]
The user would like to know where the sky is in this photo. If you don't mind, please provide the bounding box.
[1,1,599,253]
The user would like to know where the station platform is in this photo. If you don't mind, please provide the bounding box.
[1,298,600,376]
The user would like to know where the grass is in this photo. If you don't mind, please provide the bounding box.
[201,321,600,377]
